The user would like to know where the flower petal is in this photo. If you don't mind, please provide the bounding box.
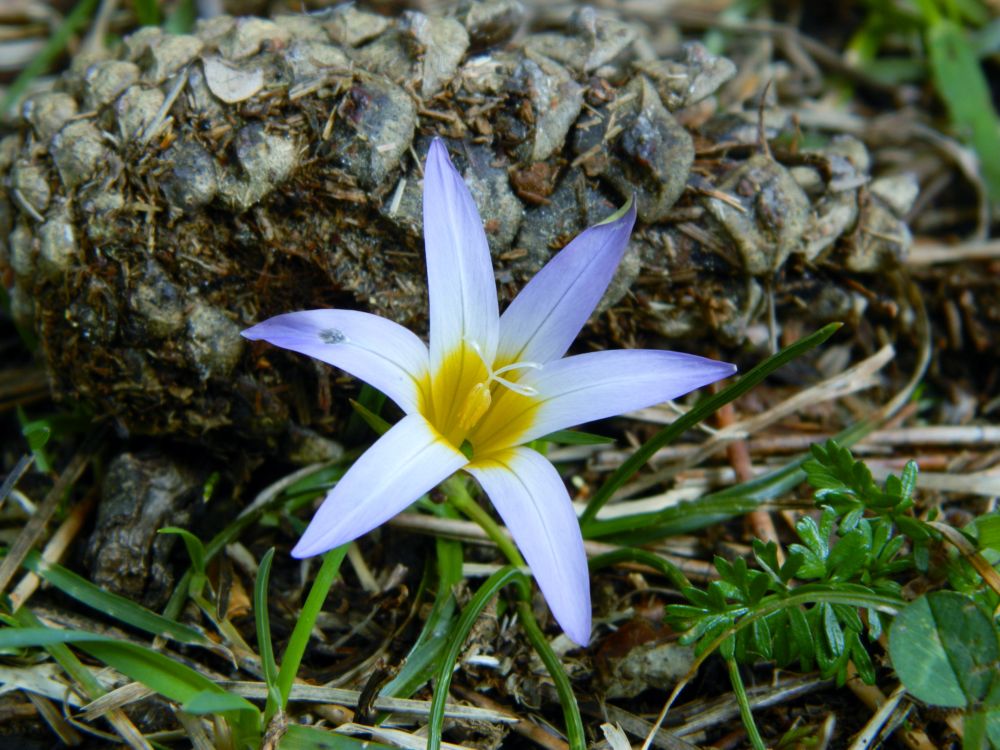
[423,138,499,366]
[242,309,429,415]
[473,349,736,449]
[497,200,636,365]
[465,447,591,645]
[292,414,467,557]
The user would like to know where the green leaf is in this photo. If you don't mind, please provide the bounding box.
[0,628,258,720]
[20,550,207,645]
[538,429,614,445]
[889,591,1000,708]
[926,18,1000,203]
[280,724,395,750]
[183,689,259,715]
[159,527,207,574]
[975,514,1000,552]
[579,323,843,527]
[348,398,391,436]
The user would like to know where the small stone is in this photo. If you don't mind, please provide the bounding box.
[460,144,523,252]
[123,26,163,61]
[159,140,219,211]
[115,85,165,141]
[9,284,35,331]
[577,76,693,223]
[354,12,470,98]
[801,191,858,262]
[842,199,911,273]
[50,120,107,188]
[185,301,244,379]
[138,33,203,82]
[217,124,297,211]
[235,123,297,184]
[504,54,583,163]
[127,259,187,337]
[9,222,36,278]
[84,60,140,110]
[458,0,526,50]
[68,277,119,344]
[202,57,265,104]
[636,41,736,110]
[400,11,469,96]
[81,188,125,244]
[282,39,350,84]
[284,425,344,465]
[327,73,416,190]
[572,7,638,74]
[514,171,618,275]
[87,452,200,608]
[703,153,811,274]
[12,159,51,215]
[37,206,78,279]
[22,92,78,143]
[870,173,919,217]
[322,4,390,48]
[217,17,290,60]
[274,14,330,43]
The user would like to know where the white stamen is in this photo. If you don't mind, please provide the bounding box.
[465,338,542,397]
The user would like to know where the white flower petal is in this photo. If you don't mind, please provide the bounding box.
[480,349,736,447]
[466,447,591,645]
[423,138,499,367]
[242,309,429,414]
[292,414,467,557]
[497,201,636,365]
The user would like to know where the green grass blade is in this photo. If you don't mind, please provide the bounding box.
[256,548,283,724]
[926,17,1000,203]
[516,599,586,750]
[280,724,395,749]
[0,0,101,116]
[428,567,530,750]
[133,0,160,25]
[0,627,259,718]
[9,607,106,699]
[275,546,348,711]
[380,533,464,700]
[21,550,208,645]
[588,547,690,589]
[584,418,873,543]
[579,323,843,529]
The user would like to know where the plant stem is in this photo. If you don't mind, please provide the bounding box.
[443,476,526,568]
[727,657,766,750]
[275,546,348,711]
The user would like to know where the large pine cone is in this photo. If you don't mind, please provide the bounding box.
[0,2,913,444]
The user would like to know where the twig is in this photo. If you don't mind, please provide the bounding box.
[10,485,98,609]
[389,512,716,580]
[0,428,105,597]
[452,686,562,750]
[907,239,1000,266]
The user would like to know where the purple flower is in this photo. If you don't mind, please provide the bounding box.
[243,139,735,645]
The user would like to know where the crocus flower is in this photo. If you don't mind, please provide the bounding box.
[243,139,735,645]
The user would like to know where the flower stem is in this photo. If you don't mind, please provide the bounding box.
[275,546,348,710]
[442,476,526,568]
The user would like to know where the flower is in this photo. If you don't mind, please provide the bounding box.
[242,139,735,645]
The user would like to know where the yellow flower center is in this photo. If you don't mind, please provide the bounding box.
[420,340,542,457]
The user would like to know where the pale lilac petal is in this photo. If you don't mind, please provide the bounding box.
[292,414,466,557]
[479,350,736,447]
[243,310,430,415]
[423,138,499,366]
[466,448,591,645]
[497,201,636,365]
